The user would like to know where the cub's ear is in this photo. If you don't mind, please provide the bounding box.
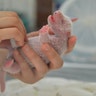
[71,18,78,22]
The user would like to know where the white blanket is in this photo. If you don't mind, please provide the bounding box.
[3,77,96,96]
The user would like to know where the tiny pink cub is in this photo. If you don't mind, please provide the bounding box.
[0,10,72,92]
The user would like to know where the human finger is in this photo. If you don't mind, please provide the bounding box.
[0,11,19,17]
[65,36,77,54]
[0,11,26,34]
[21,44,49,77]
[41,43,63,70]
[71,18,78,22]
[0,11,27,42]
[12,49,36,83]
[12,46,49,83]
[0,28,24,46]
[27,31,39,38]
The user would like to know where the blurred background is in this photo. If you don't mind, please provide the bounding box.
[0,0,96,82]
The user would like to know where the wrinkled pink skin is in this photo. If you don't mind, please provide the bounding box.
[0,11,72,92]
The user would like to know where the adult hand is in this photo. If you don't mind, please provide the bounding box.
[11,32,76,84]
[0,11,27,46]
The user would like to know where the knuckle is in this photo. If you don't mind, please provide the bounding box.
[14,28,23,38]
[52,59,63,69]
[12,28,24,46]
[12,28,23,41]
[12,17,20,25]
[12,28,19,36]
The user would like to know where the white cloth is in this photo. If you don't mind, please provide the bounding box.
[3,77,96,96]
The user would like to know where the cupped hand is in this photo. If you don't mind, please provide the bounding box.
[10,31,76,84]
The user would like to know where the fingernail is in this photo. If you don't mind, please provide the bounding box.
[42,43,50,51]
